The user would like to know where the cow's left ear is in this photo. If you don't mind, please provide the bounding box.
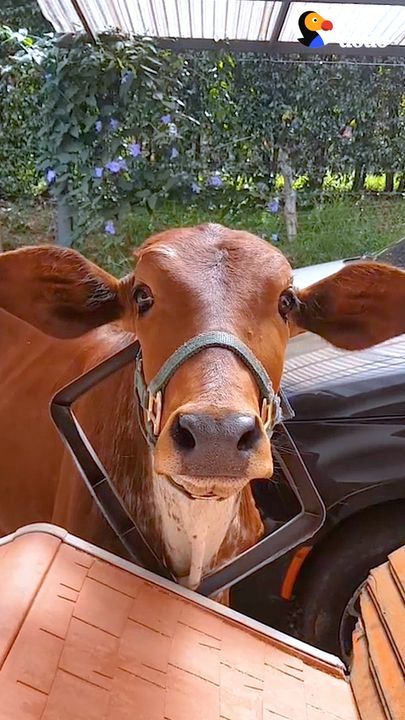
[0,245,125,339]
[289,262,405,350]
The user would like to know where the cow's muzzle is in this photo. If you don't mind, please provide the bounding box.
[135,331,284,447]
[155,406,273,497]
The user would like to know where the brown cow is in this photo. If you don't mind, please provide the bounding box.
[0,224,404,592]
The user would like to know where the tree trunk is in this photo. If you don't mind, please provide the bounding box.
[279,147,297,242]
[398,173,405,192]
[352,164,366,192]
[385,171,394,193]
[271,146,279,181]
[55,201,74,247]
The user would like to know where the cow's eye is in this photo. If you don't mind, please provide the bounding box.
[134,285,154,315]
[278,288,297,320]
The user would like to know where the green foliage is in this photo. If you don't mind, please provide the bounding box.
[35,34,202,236]
[0,0,51,35]
[2,194,404,278]
[61,195,405,276]
[0,26,404,241]
[231,57,405,188]
[0,3,51,195]
[0,25,45,197]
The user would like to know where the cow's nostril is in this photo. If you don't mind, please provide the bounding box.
[171,415,196,451]
[237,419,261,452]
[171,412,262,454]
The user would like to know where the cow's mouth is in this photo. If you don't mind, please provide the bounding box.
[166,475,226,501]
[166,474,266,501]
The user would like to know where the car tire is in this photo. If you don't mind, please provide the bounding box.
[295,503,405,663]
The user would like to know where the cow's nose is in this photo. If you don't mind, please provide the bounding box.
[172,412,262,454]
[157,409,272,488]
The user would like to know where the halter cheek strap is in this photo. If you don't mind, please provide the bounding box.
[135,331,294,447]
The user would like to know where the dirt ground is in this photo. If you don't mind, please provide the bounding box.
[0,200,55,252]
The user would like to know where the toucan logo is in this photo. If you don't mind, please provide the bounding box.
[298,12,388,49]
[298,11,333,48]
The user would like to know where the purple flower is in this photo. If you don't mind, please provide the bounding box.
[191,182,201,194]
[121,71,133,85]
[267,198,280,214]
[168,123,177,136]
[110,118,120,131]
[46,169,56,184]
[129,142,141,158]
[161,114,171,124]
[93,167,103,179]
[209,174,223,188]
[106,158,128,173]
[105,220,116,235]
[105,160,122,173]
[95,120,102,133]
[170,147,179,160]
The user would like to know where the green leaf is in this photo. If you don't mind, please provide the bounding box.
[146,193,157,210]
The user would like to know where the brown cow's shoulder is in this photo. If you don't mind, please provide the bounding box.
[0,310,137,544]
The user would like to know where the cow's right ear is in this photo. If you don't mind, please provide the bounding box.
[0,245,125,339]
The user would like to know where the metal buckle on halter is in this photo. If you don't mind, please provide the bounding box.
[261,397,273,431]
[261,395,285,431]
[147,390,162,437]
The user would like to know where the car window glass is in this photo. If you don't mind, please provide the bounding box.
[372,237,405,269]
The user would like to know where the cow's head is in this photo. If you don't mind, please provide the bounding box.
[132,226,293,497]
[1,225,404,585]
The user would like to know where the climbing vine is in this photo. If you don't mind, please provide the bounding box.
[36,34,202,236]
[0,25,404,240]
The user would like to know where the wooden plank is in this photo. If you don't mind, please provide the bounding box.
[350,622,387,720]
[359,589,405,720]
[388,546,405,603]
[367,564,405,674]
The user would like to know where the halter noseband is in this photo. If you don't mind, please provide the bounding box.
[134,330,293,446]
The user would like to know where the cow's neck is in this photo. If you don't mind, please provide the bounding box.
[152,470,242,588]
[95,361,263,589]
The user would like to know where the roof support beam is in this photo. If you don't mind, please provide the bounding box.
[157,37,405,58]
[270,0,404,4]
[69,0,96,40]
[269,0,291,45]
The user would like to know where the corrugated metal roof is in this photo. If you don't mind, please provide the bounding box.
[35,0,405,51]
[37,0,282,41]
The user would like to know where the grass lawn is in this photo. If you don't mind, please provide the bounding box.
[1,195,404,277]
